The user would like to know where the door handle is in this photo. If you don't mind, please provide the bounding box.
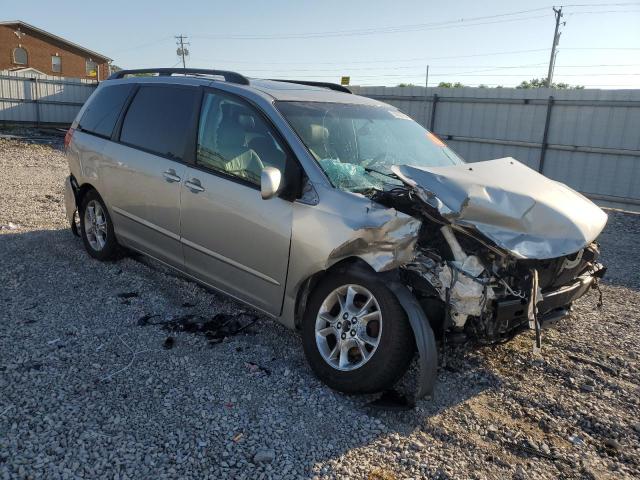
[163,169,181,183]
[185,178,205,193]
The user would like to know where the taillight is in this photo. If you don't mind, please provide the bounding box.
[64,128,75,149]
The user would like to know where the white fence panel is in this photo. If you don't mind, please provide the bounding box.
[1,76,639,210]
[351,85,640,211]
[0,70,97,125]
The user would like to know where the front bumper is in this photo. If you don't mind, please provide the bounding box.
[493,263,605,335]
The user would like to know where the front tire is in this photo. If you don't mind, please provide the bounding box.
[79,189,118,261]
[301,271,415,394]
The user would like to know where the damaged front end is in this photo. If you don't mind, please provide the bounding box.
[372,158,607,345]
[401,225,605,344]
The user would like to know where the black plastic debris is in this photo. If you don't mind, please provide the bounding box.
[245,362,271,376]
[181,302,196,308]
[137,314,160,326]
[367,390,414,411]
[138,312,259,347]
[163,313,257,342]
[117,292,139,299]
[163,337,175,349]
[117,292,139,305]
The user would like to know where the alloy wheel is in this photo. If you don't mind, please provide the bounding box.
[314,284,383,371]
[83,200,108,251]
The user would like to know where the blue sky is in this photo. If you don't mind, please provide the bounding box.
[6,0,640,88]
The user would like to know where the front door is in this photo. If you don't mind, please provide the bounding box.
[180,89,293,315]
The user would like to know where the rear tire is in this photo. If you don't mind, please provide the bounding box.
[301,270,415,394]
[79,189,118,261]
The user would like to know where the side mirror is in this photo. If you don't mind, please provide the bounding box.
[261,166,282,200]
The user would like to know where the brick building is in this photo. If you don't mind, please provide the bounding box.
[0,21,112,80]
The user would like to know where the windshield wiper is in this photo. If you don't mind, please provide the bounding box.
[362,166,399,180]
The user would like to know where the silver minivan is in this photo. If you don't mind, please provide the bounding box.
[64,68,607,399]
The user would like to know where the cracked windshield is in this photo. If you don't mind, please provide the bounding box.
[276,101,464,192]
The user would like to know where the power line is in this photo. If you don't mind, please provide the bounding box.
[194,62,640,79]
[194,47,640,67]
[104,4,639,63]
[563,2,640,7]
[190,49,551,67]
[186,3,640,41]
[233,71,640,79]
[355,83,639,87]
[197,62,548,74]
[188,3,640,41]
[562,47,640,50]
[567,9,640,14]
[190,10,552,40]
[232,63,640,73]
[555,63,640,67]
[429,73,640,77]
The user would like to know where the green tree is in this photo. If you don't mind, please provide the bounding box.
[516,78,584,89]
[437,81,466,88]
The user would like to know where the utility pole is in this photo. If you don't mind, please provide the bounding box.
[175,35,190,69]
[546,7,564,87]
[425,65,429,90]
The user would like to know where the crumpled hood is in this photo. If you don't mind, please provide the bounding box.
[391,158,608,259]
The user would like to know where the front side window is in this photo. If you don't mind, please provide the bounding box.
[197,91,287,185]
[79,84,134,138]
[120,86,198,160]
[276,101,464,192]
[51,55,61,73]
[86,59,97,77]
[13,47,28,65]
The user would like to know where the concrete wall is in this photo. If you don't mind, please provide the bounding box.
[352,86,640,211]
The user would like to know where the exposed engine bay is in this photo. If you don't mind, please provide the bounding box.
[370,159,607,345]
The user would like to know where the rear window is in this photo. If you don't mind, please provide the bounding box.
[79,84,133,138]
[119,86,198,160]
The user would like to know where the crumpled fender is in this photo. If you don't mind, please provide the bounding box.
[382,272,438,400]
[341,264,438,401]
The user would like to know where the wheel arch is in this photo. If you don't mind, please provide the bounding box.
[66,176,99,236]
[76,179,98,206]
[294,258,439,400]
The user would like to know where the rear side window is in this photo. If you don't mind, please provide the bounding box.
[120,86,198,160]
[79,84,133,138]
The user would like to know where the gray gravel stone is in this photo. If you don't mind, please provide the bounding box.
[253,449,276,464]
[1,134,639,479]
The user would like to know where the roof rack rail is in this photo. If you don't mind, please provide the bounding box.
[108,68,250,85]
[268,79,352,94]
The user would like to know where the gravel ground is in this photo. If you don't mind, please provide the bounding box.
[1,134,639,479]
